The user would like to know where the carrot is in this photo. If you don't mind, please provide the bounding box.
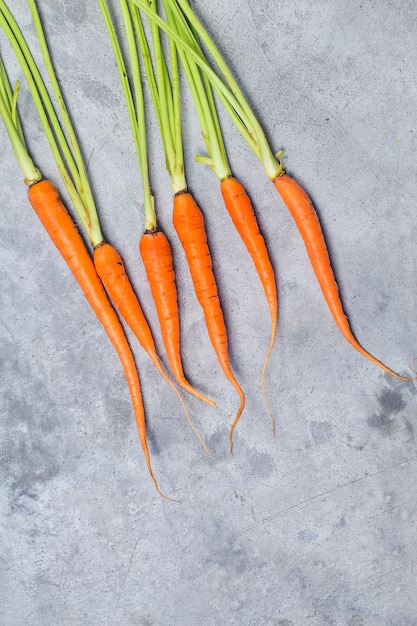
[28,179,178,501]
[273,173,416,380]
[220,176,277,433]
[139,229,215,406]
[173,191,245,451]
[93,242,209,452]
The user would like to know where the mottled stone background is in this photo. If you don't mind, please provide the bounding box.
[1,1,416,625]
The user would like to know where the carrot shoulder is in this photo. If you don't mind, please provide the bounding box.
[274,173,415,381]
[93,242,208,453]
[220,176,278,431]
[139,229,215,406]
[173,191,245,450]
[28,179,176,500]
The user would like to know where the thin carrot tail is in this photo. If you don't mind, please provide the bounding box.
[148,349,210,455]
[129,390,180,503]
[139,230,216,405]
[173,373,215,407]
[93,242,209,453]
[220,176,278,430]
[207,322,246,454]
[261,316,277,436]
[346,340,417,381]
[228,375,246,454]
[27,180,175,499]
[273,173,417,382]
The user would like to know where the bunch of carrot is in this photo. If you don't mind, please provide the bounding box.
[1,1,415,500]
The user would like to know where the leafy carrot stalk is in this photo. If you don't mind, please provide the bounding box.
[93,242,210,453]
[0,0,103,247]
[98,0,214,409]
[0,60,175,500]
[136,0,417,382]
[130,0,246,446]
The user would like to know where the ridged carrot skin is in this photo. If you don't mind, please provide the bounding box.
[139,229,215,406]
[93,242,208,452]
[173,191,245,450]
[220,176,277,431]
[274,173,415,381]
[27,180,175,501]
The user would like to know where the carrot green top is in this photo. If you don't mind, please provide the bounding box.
[0,58,41,186]
[130,0,285,181]
[98,0,158,231]
[130,0,187,194]
[0,0,103,247]
[126,0,232,184]
[161,0,231,183]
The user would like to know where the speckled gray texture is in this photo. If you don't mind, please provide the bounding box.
[1,1,417,625]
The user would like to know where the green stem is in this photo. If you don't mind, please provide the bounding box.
[169,28,185,191]
[171,0,282,178]
[163,0,230,181]
[133,1,186,193]
[166,0,257,155]
[27,0,100,230]
[202,68,229,177]
[0,1,104,245]
[131,6,163,132]
[0,56,25,142]
[98,0,156,230]
[148,1,177,180]
[0,3,78,186]
[131,0,255,139]
[0,68,41,184]
[119,0,156,229]
[131,0,284,179]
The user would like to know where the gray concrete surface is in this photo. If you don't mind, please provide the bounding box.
[1,1,417,625]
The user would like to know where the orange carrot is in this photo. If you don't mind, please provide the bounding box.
[274,173,416,381]
[28,179,177,501]
[139,229,215,406]
[93,242,209,452]
[220,176,277,432]
[173,191,245,450]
